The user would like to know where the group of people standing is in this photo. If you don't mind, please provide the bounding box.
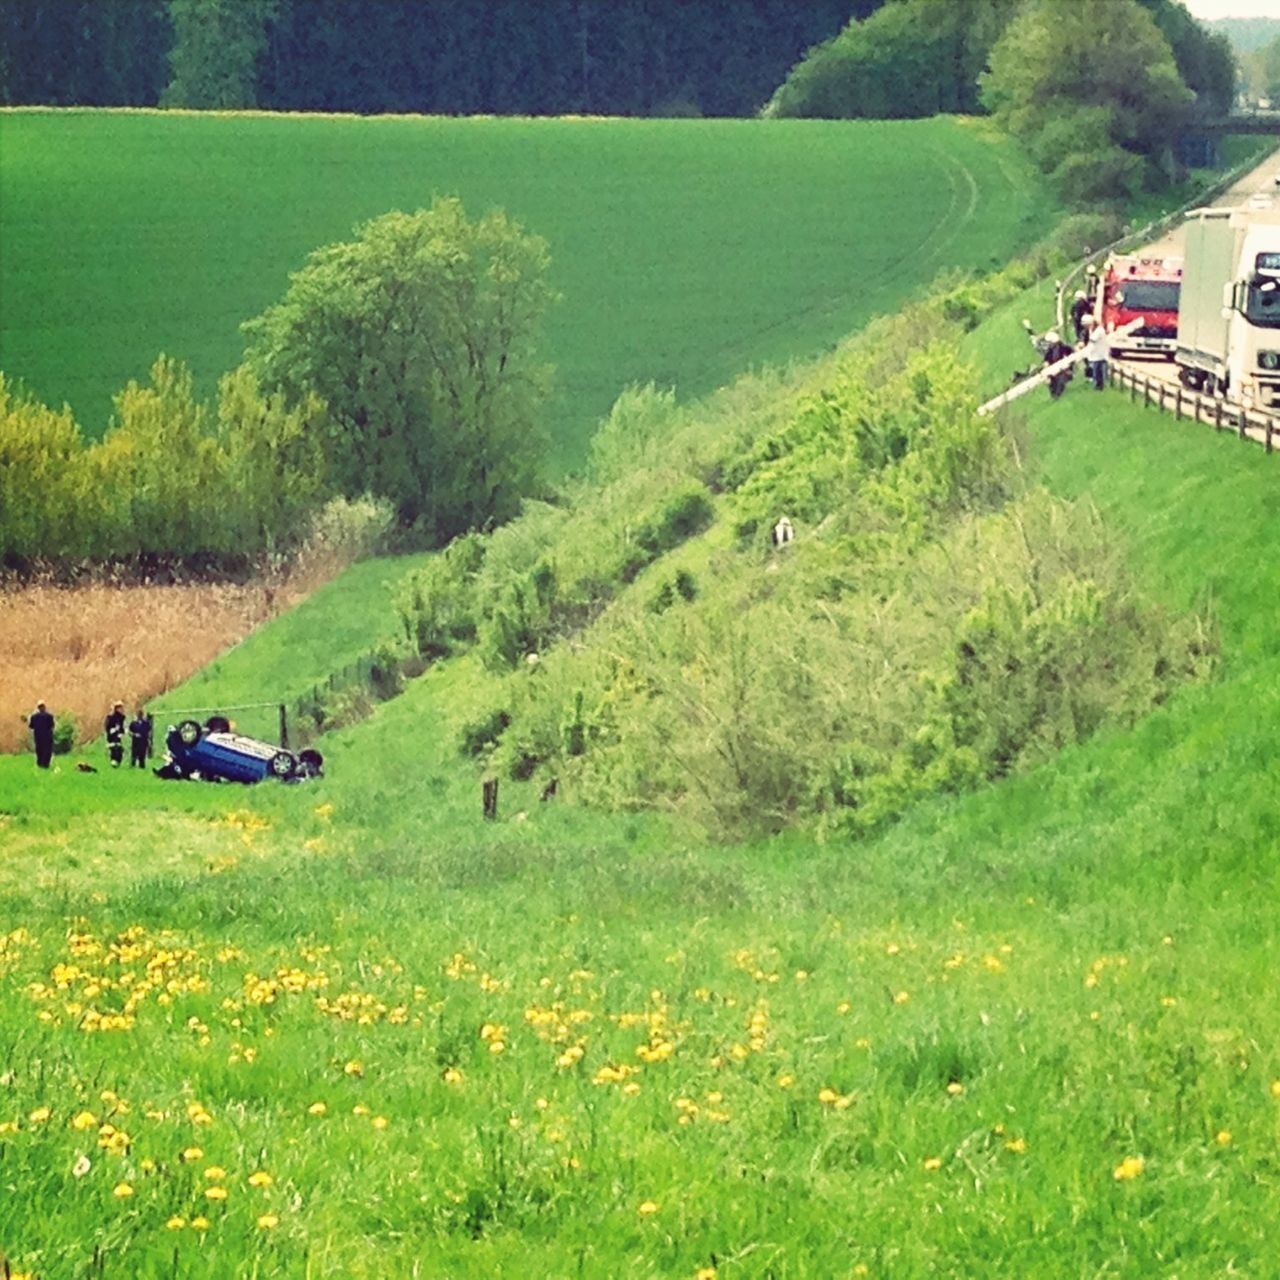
[25,701,151,769]
[1070,283,1112,391]
[1029,283,1111,399]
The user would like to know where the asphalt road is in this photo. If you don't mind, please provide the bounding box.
[1142,146,1280,259]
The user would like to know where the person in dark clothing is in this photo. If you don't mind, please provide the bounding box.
[1042,331,1075,397]
[1070,290,1093,342]
[128,709,151,768]
[104,701,126,768]
[28,701,55,768]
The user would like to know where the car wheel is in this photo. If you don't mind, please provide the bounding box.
[177,719,202,747]
[299,748,324,776]
[269,751,296,780]
[206,715,231,734]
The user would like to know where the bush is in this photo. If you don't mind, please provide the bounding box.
[458,709,512,758]
[52,712,78,756]
[398,532,487,660]
[620,483,715,582]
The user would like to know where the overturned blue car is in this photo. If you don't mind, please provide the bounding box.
[157,718,323,784]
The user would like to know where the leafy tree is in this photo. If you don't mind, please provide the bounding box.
[0,375,91,563]
[980,0,1193,204]
[1255,34,1280,102]
[93,356,228,561]
[243,199,555,544]
[765,0,1020,120]
[216,365,327,557]
[1138,0,1236,119]
[162,0,276,109]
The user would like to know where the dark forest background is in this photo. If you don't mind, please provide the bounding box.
[0,0,880,116]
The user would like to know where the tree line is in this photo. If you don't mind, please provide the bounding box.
[766,0,1235,207]
[0,200,553,576]
[0,0,867,116]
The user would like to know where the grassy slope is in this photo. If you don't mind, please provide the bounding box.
[0,110,1050,468]
[8,188,1280,1273]
[4,316,1280,1276]
[147,554,429,726]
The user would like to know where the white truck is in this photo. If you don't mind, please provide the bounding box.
[1176,207,1280,409]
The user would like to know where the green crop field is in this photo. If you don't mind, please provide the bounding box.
[0,108,1052,468]
[5,227,1280,1275]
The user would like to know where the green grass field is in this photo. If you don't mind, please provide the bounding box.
[7,128,1280,1275]
[0,109,1052,468]
[5,250,1280,1274]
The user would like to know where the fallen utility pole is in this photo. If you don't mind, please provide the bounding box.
[977,317,1146,417]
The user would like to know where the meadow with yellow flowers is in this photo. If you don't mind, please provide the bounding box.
[4,112,1280,1274]
[3,535,1280,1280]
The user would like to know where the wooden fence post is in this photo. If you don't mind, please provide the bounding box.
[483,777,499,821]
[1215,400,1223,432]
[1175,386,1182,420]
[279,703,288,748]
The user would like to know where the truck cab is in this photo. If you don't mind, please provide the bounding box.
[1098,255,1182,358]
[1176,208,1280,408]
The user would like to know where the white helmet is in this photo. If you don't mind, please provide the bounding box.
[1075,290,1086,300]
[1046,330,1060,344]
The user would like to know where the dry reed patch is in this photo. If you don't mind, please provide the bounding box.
[0,580,302,754]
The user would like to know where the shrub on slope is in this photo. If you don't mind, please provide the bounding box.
[397,255,1214,838]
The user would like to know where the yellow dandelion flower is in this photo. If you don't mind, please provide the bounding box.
[343,1060,363,1077]
[1270,1079,1280,1100]
[1215,1129,1232,1146]
[139,1157,156,1173]
[622,1081,642,1097]
[893,991,910,1005]
[817,1087,839,1105]
[946,1081,964,1097]
[27,1106,51,1124]
[1113,1155,1145,1181]
[180,1146,204,1162]
[836,1001,851,1015]
[442,1067,463,1085]
[205,1185,229,1201]
[638,1200,659,1216]
[777,1073,795,1089]
[307,1101,327,1116]
[113,1181,134,1197]
[248,1170,273,1187]
[71,1110,97,1130]
[371,1115,388,1130]
[191,1215,210,1230]
[535,1097,550,1110]
[923,1156,942,1171]
[1004,1137,1027,1154]
[257,1212,279,1229]
[166,1215,186,1230]
[695,1268,718,1280]
[203,1166,226,1180]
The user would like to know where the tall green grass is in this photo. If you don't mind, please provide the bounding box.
[0,110,1052,468]
[8,177,1280,1275]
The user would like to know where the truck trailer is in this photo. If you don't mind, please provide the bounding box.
[1096,254,1181,357]
[1176,207,1280,409]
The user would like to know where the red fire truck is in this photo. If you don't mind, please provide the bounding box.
[1095,254,1182,358]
